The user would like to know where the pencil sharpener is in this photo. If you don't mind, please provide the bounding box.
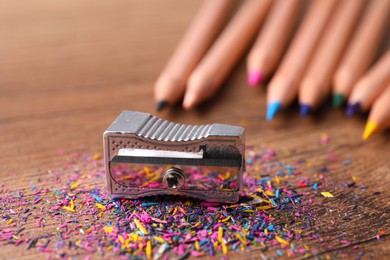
[103,110,245,203]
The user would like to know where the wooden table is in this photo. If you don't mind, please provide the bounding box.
[1,0,389,258]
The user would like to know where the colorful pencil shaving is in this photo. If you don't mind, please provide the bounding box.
[0,138,384,258]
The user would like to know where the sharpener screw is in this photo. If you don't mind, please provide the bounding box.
[163,167,185,190]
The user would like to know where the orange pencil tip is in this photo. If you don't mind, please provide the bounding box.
[362,121,378,141]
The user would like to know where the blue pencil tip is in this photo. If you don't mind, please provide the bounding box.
[345,102,361,117]
[300,104,311,117]
[266,102,281,121]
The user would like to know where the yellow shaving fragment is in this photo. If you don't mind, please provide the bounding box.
[258,206,273,210]
[221,241,228,254]
[321,192,334,198]
[221,216,231,222]
[248,193,260,199]
[275,235,289,245]
[93,153,102,160]
[236,234,246,244]
[153,236,165,243]
[70,183,80,190]
[134,218,149,235]
[226,205,238,209]
[195,241,200,251]
[146,240,152,260]
[62,199,75,212]
[6,219,13,225]
[213,241,218,249]
[124,237,132,248]
[118,235,125,244]
[95,203,106,210]
[218,227,223,242]
[103,226,113,233]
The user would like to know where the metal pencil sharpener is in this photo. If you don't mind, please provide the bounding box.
[103,110,245,203]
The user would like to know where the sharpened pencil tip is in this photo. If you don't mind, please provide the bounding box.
[266,102,281,121]
[299,104,311,117]
[345,102,361,117]
[332,94,345,108]
[156,100,168,112]
[362,121,378,140]
[182,94,196,110]
[247,71,263,87]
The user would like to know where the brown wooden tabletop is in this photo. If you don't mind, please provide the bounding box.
[0,0,389,259]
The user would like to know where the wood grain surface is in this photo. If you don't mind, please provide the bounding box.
[0,0,389,259]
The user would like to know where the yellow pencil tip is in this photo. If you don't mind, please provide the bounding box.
[362,121,378,140]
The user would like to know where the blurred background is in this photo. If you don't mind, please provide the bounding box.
[0,0,201,118]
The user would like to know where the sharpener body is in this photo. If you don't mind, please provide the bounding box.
[104,110,245,203]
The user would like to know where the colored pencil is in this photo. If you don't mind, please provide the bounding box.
[363,83,390,140]
[266,0,338,120]
[346,49,390,116]
[182,0,272,109]
[298,0,365,116]
[154,0,234,111]
[332,0,390,108]
[246,0,302,87]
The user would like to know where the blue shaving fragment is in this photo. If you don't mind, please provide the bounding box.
[90,193,103,203]
[141,202,158,207]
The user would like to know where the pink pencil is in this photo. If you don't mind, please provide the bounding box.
[246,0,302,87]
[183,0,272,109]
